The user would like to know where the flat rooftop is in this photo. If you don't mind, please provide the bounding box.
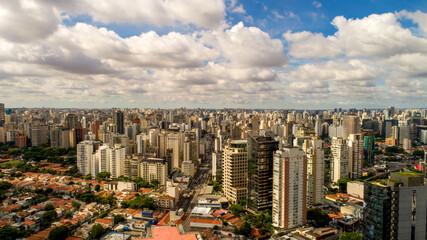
[141,226,198,240]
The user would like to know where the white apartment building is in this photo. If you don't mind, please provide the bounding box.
[222,140,248,204]
[272,147,307,229]
[109,144,126,179]
[303,139,324,206]
[331,137,349,183]
[348,134,363,179]
[140,158,168,186]
[77,140,100,176]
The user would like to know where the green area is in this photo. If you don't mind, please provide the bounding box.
[0,225,33,240]
[307,208,331,227]
[48,226,69,240]
[0,160,21,168]
[413,150,425,157]
[121,195,155,210]
[0,142,76,164]
[114,214,125,224]
[337,178,351,192]
[90,224,106,239]
[394,171,421,177]
[76,191,116,205]
[235,210,273,236]
[339,232,363,240]
[133,177,160,189]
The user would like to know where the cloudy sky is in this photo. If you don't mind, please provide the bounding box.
[1,0,426,109]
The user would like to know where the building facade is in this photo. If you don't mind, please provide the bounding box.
[222,140,248,204]
[272,147,307,229]
[247,134,279,213]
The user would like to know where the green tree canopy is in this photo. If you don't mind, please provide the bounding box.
[339,232,363,240]
[150,179,159,187]
[84,174,93,180]
[95,184,101,192]
[307,208,331,227]
[48,226,69,240]
[42,210,58,222]
[121,195,155,210]
[114,214,125,224]
[0,181,12,190]
[64,211,73,219]
[230,204,244,216]
[72,201,81,211]
[337,178,351,192]
[413,150,425,157]
[98,210,108,218]
[0,226,19,240]
[96,172,110,180]
[44,204,55,211]
[90,223,106,239]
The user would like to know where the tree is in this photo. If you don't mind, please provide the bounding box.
[90,224,106,239]
[96,172,110,180]
[84,174,92,180]
[67,165,79,176]
[230,204,244,216]
[238,221,251,236]
[48,226,69,240]
[239,199,246,206]
[72,201,81,211]
[95,184,101,192]
[42,210,57,222]
[64,211,73,219]
[98,210,108,218]
[337,178,351,192]
[413,150,425,158]
[339,232,363,240]
[76,191,96,203]
[114,215,125,224]
[0,226,19,240]
[307,208,331,227]
[124,195,155,210]
[213,181,222,192]
[150,179,160,188]
[0,181,12,190]
[44,204,54,211]
[7,148,21,156]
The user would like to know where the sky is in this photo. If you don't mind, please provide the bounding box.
[0,0,427,109]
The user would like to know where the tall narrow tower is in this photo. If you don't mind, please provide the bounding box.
[272,147,307,229]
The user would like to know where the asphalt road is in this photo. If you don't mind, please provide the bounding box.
[176,135,213,213]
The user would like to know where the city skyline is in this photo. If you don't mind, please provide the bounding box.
[1,1,427,109]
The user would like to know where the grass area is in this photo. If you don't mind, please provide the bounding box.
[393,171,421,177]
[0,160,22,168]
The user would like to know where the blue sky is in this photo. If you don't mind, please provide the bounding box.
[0,0,427,109]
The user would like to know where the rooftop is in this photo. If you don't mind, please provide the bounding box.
[141,226,198,240]
[393,171,422,177]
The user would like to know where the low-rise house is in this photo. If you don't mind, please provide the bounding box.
[95,218,114,228]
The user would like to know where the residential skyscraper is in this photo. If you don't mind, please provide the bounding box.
[364,171,427,240]
[140,157,168,186]
[303,138,324,206]
[113,110,124,134]
[247,134,279,214]
[64,113,79,130]
[343,115,360,139]
[222,140,248,204]
[109,144,126,179]
[0,103,4,127]
[77,140,100,176]
[331,137,349,183]
[272,147,307,229]
[362,130,376,165]
[348,134,363,179]
[15,131,26,148]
